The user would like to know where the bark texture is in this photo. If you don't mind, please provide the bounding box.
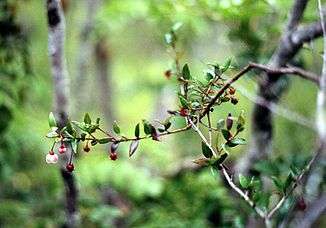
[235,0,323,173]
[46,0,80,227]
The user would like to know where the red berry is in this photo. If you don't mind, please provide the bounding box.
[83,145,90,152]
[110,152,117,161]
[208,90,214,95]
[179,107,187,117]
[66,163,74,172]
[229,88,236,95]
[58,144,66,154]
[231,97,238,105]
[164,70,171,79]
[298,197,307,211]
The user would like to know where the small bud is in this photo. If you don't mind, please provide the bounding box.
[151,128,162,142]
[111,142,119,153]
[208,90,214,95]
[298,197,307,211]
[83,145,90,152]
[129,140,139,157]
[179,107,187,117]
[226,113,233,130]
[66,163,74,172]
[110,152,117,160]
[164,70,171,79]
[231,97,238,105]
[229,88,236,95]
[58,144,66,154]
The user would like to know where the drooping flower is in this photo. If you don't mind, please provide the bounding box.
[46,152,58,164]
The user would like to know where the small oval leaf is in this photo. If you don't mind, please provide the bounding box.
[113,121,121,134]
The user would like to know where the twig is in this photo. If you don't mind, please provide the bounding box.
[267,143,324,220]
[187,117,266,218]
[200,62,319,118]
[187,118,217,157]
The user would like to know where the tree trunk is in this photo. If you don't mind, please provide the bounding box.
[46,0,80,227]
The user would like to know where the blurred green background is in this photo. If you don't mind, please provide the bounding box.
[0,0,324,227]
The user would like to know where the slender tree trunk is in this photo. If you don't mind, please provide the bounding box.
[46,0,80,227]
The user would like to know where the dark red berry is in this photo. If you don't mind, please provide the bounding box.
[229,88,236,95]
[83,145,90,152]
[110,152,117,160]
[66,163,74,172]
[164,70,171,79]
[231,97,238,105]
[58,144,66,154]
[179,107,187,117]
[298,197,307,211]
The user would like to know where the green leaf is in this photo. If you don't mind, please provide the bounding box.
[221,57,232,73]
[237,110,245,129]
[284,173,293,190]
[46,132,59,138]
[171,22,182,32]
[163,116,173,126]
[205,72,214,81]
[165,122,172,130]
[66,120,73,135]
[164,33,173,45]
[253,191,262,203]
[271,176,284,190]
[179,96,189,108]
[220,97,230,102]
[221,129,231,141]
[99,138,112,144]
[113,121,121,134]
[143,120,153,135]
[182,64,190,80]
[91,140,98,146]
[239,173,250,189]
[202,142,213,158]
[216,119,225,130]
[84,113,92,124]
[253,161,280,176]
[221,143,230,154]
[290,164,300,176]
[134,123,140,138]
[209,153,228,166]
[48,112,57,131]
[249,180,261,188]
[80,133,86,141]
[96,118,101,124]
[71,140,77,153]
[226,138,246,147]
[72,121,87,131]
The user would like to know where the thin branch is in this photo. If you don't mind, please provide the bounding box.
[187,117,217,157]
[249,63,319,85]
[221,166,265,218]
[187,117,266,218]
[201,62,319,118]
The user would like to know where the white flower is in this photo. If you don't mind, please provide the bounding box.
[46,153,58,164]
